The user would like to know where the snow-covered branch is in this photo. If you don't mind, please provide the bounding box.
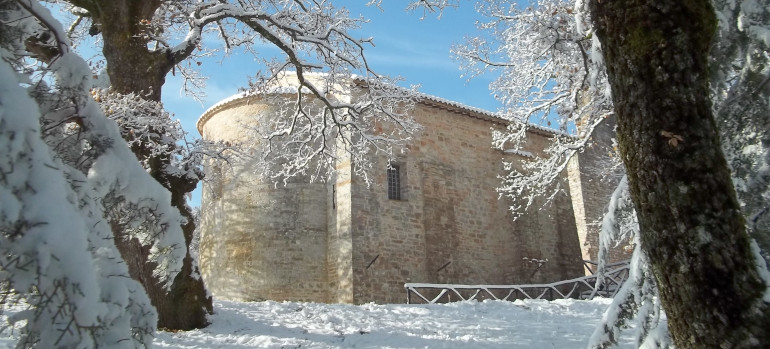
[152,1,384,100]
[585,0,770,346]
[710,0,770,264]
[0,1,195,346]
[221,72,420,184]
[366,0,459,19]
[45,1,425,188]
[456,0,615,214]
[496,115,610,218]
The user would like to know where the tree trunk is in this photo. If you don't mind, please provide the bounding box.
[84,0,212,330]
[588,0,769,347]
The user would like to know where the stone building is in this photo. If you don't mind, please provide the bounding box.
[567,115,630,267]
[197,76,617,304]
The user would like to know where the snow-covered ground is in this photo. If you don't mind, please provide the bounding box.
[1,298,635,348]
[151,298,634,349]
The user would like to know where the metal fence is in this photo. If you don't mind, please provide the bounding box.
[404,260,630,304]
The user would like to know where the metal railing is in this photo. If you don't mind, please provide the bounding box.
[404,260,630,304]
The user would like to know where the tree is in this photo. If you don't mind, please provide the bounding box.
[709,0,770,264]
[1,1,186,346]
[452,3,663,345]
[452,0,616,217]
[449,0,770,346]
[2,0,425,344]
[587,0,770,346]
[47,0,421,330]
[588,176,671,348]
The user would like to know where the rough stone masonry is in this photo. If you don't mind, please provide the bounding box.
[197,77,625,304]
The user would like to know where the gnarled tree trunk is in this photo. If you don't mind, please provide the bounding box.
[75,0,212,330]
[589,0,769,347]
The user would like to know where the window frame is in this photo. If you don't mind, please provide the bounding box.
[387,164,402,201]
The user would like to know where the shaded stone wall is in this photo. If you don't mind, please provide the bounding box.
[348,102,584,303]
[567,115,631,267]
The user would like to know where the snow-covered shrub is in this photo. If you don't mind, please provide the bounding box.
[0,1,189,347]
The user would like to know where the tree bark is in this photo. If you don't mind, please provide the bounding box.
[81,0,212,330]
[588,0,769,347]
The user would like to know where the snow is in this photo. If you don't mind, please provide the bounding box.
[145,298,634,348]
[750,240,770,303]
[504,149,535,158]
[0,53,104,347]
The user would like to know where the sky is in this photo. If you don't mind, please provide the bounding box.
[156,2,504,206]
[162,2,500,140]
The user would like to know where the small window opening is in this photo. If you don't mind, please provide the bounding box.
[387,165,401,200]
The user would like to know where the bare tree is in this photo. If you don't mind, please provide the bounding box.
[1,1,186,346]
[442,0,770,346]
[588,0,770,346]
[452,0,615,216]
[45,0,422,330]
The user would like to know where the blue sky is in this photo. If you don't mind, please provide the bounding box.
[162,2,501,140]
[49,2,503,206]
[156,3,503,206]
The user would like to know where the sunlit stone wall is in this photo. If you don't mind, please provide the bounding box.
[198,98,330,302]
[198,88,593,304]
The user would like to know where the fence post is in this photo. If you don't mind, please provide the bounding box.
[407,288,411,304]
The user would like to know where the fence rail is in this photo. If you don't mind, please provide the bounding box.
[404,260,630,304]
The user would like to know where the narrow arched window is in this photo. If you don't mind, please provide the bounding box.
[387,164,401,200]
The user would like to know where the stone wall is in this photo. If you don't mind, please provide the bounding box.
[198,100,331,302]
[198,92,590,304]
[566,115,631,267]
[326,151,354,303]
[347,102,584,303]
